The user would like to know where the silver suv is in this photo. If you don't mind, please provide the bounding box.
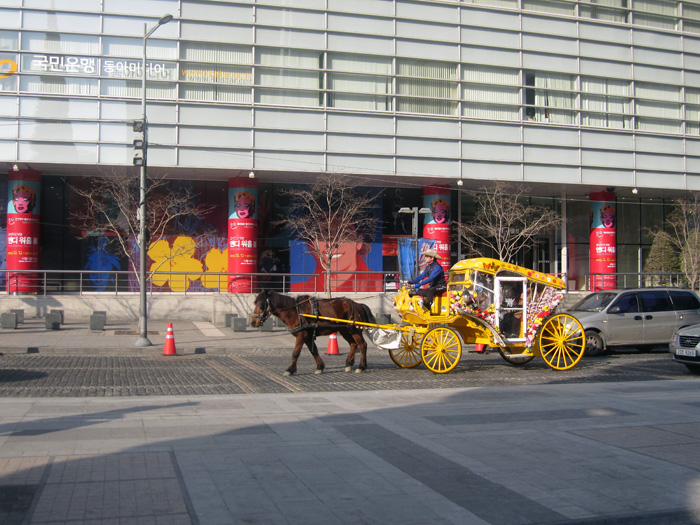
[567,288,700,356]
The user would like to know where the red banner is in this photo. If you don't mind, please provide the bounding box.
[7,169,41,293]
[590,191,616,291]
[423,185,451,272]
[228,177,258,292]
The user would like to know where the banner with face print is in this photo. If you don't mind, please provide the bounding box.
[7,169,41,293]
[228,177,258,293]
[590,191,616,291]
[422,185,451,272]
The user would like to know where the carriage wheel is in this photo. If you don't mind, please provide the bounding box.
[421,327,462,374]
[498,347,535,366]
[537,314,585,370]
[389,331,423,368]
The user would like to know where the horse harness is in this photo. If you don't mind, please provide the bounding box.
[254,293,360,340]
[290,297,360,338]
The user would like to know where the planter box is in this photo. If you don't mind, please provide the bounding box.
[1,312,17,329]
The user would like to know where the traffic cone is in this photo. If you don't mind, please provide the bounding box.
[163,322,177,356]
[326,333,340,355]
[474,343,486,353]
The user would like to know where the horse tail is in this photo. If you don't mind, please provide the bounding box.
[358,302,376,325]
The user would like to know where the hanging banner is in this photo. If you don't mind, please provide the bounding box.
[590,191,616,291]
[6,169,41,293]
[397,238,436,281]
[228,177,258,293]
[422,185,451,272]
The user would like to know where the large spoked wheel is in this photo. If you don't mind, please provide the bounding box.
[538,314,585,370]
[389,331,423,368]
[498,347,535,366]
[421,327,462,374]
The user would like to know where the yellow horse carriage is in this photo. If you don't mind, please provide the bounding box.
[387,257,585,373]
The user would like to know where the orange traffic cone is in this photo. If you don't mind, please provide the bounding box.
[326,333,340,355]
[163,322,177,356]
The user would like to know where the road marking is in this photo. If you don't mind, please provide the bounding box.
[193,321,226,337]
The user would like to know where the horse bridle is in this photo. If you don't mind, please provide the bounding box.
[252,295,314,326]
[252,295,273,325]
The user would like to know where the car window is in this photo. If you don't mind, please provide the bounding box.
[639,290,673,312]
[610,293,639,313]
[570,292,617,312]
[669,290,700,310]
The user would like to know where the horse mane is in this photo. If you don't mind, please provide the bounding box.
[267,290,298,311]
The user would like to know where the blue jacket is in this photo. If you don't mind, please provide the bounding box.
[409,261,446,289]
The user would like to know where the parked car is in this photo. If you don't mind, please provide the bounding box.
[669,325,700,374]
[567,288,700,356]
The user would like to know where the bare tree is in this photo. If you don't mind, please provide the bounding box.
[277,173,380,297]
[663,193,700,291]
[70,169,215,285]
[455,182,560,264]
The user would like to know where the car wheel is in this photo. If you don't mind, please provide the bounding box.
[685,364,700,375]
[585,331,605,356]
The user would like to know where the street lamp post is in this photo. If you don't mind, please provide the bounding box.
[398,206,432,275]
[135,14,173,347]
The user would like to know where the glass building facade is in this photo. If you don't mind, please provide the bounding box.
[1,0,700,289]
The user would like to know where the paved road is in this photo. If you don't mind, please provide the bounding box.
[0,346,693,397]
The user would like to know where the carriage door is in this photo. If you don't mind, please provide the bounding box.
[495,276,528,341]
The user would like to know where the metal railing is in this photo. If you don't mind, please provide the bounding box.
[582,272,690,291]
[0,269,693,295]
[0,270,402,295]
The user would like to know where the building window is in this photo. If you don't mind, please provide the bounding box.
[683,2,700,33]
[462,0,518,7]
[396,58,458,116]
[20,75,98,96]
[524,72,576,124]
[579,0,629,22]
[522,0,576,16]
[179,41,252,103]
[635,82,681,133]
[254,48,322,107]
[581,77,632,129]
[633,0,679,29]
[0,51,18,92]
[462,64,520,121]
[686,88,700,135]
[327,53,392,111]
[22,32,99,56]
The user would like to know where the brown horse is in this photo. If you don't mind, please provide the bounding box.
[250,290,376,376]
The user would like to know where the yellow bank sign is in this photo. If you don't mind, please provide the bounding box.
[0,59,18,79]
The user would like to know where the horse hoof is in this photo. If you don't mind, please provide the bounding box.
[283,371,292,377]
[345,366,353,373]
[314,369,323,375]
[354,368,365,374]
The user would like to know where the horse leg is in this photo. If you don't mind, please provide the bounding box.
[307,337,325,375]
[355,334,368,373]
[283,334,305,376]
[340,331,357,372]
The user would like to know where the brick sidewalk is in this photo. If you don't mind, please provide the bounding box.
[0,317,301,355]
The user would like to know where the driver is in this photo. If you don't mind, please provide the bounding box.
[408,249,447,311]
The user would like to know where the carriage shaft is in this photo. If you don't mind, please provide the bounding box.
[300,313,398,331]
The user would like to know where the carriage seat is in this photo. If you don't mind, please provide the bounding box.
[430,293,451,316]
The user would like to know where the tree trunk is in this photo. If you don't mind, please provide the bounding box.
[325,268,332,298]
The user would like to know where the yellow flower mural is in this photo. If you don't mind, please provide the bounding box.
[149,236,203,292]
[202,247,228,291]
